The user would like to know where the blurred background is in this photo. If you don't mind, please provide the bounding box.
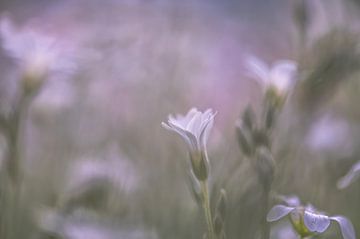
[0,0,360,238]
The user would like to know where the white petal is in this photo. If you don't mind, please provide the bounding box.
[266,205,295,222]
[168,114,186,129]
[270,60,297,93]
[167,121,198,151]
[245,55,270,86]
[186,111,202,139]
[278,195,301,207]
[199,112,216,150]
[337,161,360,189]
[330,216,356,239]
[303,211,331,233]
[181,108,199,126]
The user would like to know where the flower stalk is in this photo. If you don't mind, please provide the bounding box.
[162,108,221,239]
[200,180,215,239]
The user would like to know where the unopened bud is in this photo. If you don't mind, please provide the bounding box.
[216,189,227,220]
[214,214,224,236]
[236,126,254,156]
[262,95,281,131]
[253,129,270,148]
[189,150,209,181]
[187,171,203,205]
[242,106,256,131]
[255,147,275,192]
[294,0,311,37]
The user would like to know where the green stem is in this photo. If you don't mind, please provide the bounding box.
[261,192,270,239]
[200,180,215,239]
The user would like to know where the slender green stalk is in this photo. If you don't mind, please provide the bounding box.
[260,192,270,239]
[1,94,30,239]
[200,180,215,239]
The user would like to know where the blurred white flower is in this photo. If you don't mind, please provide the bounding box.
[65,223,158,239]
[337,161,360,189]
[270,223,297,239]
[161,108,216,153]
[267,196,355,239]
[36,208,158,239]
[306,115,352,154]
[245,56,297,96]
[62,145,139,208]
[0,16,76,87]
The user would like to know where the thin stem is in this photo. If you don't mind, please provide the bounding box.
[260,190,270,239]
[200,180,215,239]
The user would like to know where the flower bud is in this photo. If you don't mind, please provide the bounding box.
[242,106,256,131]
[293,0,311,38]
[255,147,275,193]
[216,189,227,220]
[187,171,203,205]
[236,126,254,156]
[214,214,224,236]
[253,129,270,148]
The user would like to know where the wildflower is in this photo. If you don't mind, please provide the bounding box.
[337,161,360,189]
[267,195,355,239]
[245,55,297,98]
[162,108,216,180]
[0,16,76,94]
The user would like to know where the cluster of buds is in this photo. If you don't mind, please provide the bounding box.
[236,106,275,193]
[267,195,355,239]
[237,56,298,192]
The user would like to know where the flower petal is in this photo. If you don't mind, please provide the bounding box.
[199,112,216,150]
[303,211,331,233]
[270,60,297,93]
[278,194,301,207]
[175,108,198,127]
[245,55,270,86]
[266,205,295,222]
[337,161,360,189]
[167,121,198,151]
[186,111,202,139]
[330,216,356,239]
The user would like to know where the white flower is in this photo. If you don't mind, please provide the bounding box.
[337,161,360,189]
[0,16,76,81]
[267,196,355,239]
[306,115,351,154]
[161,108,216,153]
[245,56,297,95]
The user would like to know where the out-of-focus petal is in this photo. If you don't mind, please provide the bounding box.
[337,161,360,189]
[270,60,297,93]
[278,194,301,207]
[330,216,356,239]
[267,205,295,222]
[245,55,270,86]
